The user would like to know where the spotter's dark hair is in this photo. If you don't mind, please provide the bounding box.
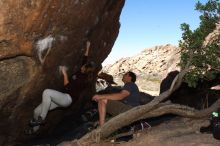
[127,71,136,82]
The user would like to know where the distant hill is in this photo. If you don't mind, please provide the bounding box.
[102,44,181,95]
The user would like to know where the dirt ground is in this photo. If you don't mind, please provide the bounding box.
[90,118,220,146]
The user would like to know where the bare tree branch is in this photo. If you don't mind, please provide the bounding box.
[140,98,220,120]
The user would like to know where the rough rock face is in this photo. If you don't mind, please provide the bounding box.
[102,44,180,94]
[103,44,180,77]
[0,0,125,145]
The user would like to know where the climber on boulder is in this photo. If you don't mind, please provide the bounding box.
[26,41,96,135]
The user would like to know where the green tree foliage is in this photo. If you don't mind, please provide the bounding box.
[179,0,220,87]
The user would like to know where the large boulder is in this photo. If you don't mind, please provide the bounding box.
[160,71,220,109]
[0,0,125,145]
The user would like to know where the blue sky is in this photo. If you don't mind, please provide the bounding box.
[103,0,208,65]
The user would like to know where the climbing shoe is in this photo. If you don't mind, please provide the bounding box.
[29,116,44,127]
